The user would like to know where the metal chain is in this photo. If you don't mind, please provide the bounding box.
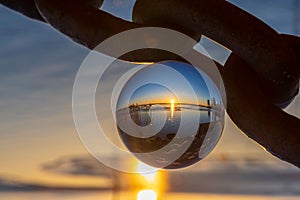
[1,0,300,167]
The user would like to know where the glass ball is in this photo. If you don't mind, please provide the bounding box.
[116,61,225,169]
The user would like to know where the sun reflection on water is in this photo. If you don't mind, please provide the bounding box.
[170,99,175,121]
[133,161,165,200]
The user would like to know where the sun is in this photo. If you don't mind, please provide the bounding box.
[137,190,157,200]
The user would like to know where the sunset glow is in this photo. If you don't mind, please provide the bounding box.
[1,1,300,200]
[134,161,164,200]
[137,190,157,200]
[137,162,158,183]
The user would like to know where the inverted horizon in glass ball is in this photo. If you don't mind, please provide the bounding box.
[116,61,225,169]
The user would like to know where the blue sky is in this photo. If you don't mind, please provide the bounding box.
[118,61,213,108]
[0,0,299,187]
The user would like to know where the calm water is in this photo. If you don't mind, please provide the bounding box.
[1,191,299,200]
[116,106,224,169]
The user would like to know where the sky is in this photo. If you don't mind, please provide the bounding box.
[0,0,299,188]
[117,61,216,108]
[127,83,179,106]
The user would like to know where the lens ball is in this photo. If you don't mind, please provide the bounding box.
[116,61,224,169]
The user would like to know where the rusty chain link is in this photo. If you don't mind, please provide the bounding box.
[1,0,300,167]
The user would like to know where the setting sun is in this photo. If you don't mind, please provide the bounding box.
[137,190,157,200]
[133,161,166,200]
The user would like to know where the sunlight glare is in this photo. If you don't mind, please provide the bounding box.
[170,99,175,120]
[137,162,158,183]
[137,190,157,200]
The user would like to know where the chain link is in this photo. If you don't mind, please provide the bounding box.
[1,0,300,167]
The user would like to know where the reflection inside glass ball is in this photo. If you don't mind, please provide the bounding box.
[116,61,224,169]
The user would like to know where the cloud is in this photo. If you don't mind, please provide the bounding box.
[42,156,113,178]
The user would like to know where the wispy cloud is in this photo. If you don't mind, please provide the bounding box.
[42,156,113,178]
